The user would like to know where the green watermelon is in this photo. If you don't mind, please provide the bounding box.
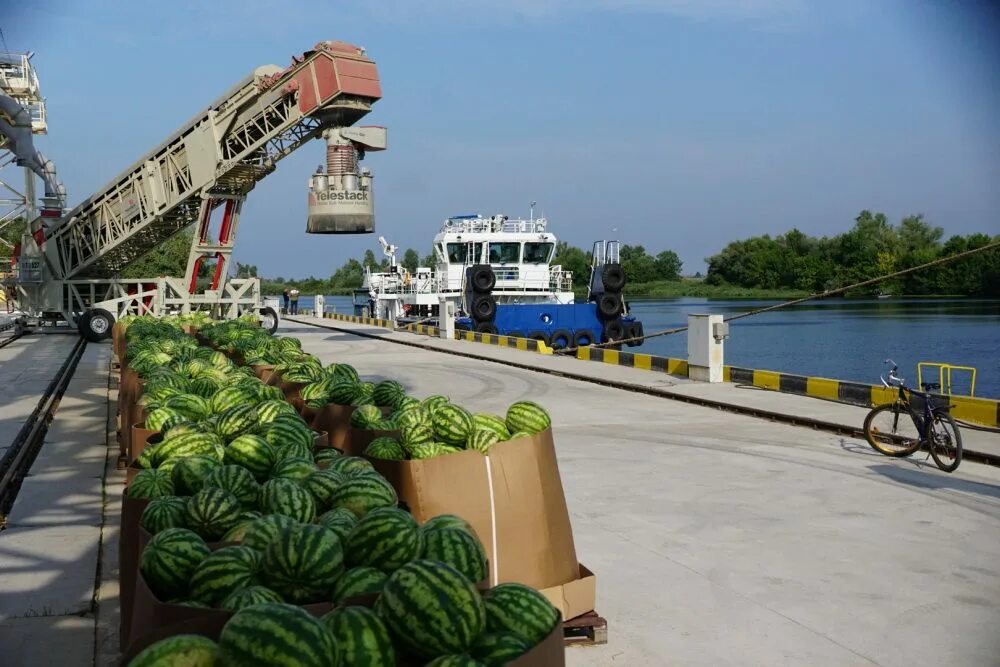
[422,395,450,413]
[316,507,358,541]
[152,432,225,467]
[304,469,345,510]
[242,514,297,551]
[256,399,298,424]
[330,566,389,603]
[224,434,275,481]
[270,456,318,482]
[165,394,212,421]
[314,448,344,466]
[350,405,383,429]
[189,545,262,606]
[364,437,405,460]
[467,429,500,454]
[189,377,221,399]
[219,585,284,613]
[202,465,260,508]
[471,413,511,439]
[260,523,345,603]
[371,380,405,408]
[483,582,560,647]
[422,514,477,537]
[126,634,219,667]
[426,657,485,667]
[327,380,361,406]
[139,528,210,601]
[432,404,474,445]
[320,606,395,666]
[394,406,431,430]
[209,386,253,414]
[327,363,360,383]
[324,456,374,477]
[328,475,397,518]
[410,442,448,459]
[471,632,530,666]
[145,407,187,433]
[184,487,244,541]
[400,422,435,453]
[260,478,317,523]
[375,559,486,658]
[261,420,314,451]
[505,401,551,435]
[345,507,423,573]
[128,469,175,499]
[217,603,339,667]
[139,496,188,535]
[216,404,258,440]
[170,455,222,495]
[422,527,487,584]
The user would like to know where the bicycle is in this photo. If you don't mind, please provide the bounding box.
[862,359,963,473]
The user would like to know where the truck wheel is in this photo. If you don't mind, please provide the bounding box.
[259,306,279,334]
[549,329,573,350]
[601,264,626,291]
[79,308,115,342]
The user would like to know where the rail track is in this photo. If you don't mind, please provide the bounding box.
[0,336,87,526]
[288,316,1000,469]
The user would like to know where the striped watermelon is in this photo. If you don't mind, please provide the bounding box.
[422,395,450,414]
[395,406,431,430]
[273,440,314,463]
[260,523,345,603]
[375,559,486,658]
[189,377,221,399]
[350,405,383,429]
[345,507,423,573]
[260,478,317,523]
[410,442,449,459]
[327,380,361,406]
[506,431,532,441]
[127,635,219,667]
[209,386,253,414]
[270,457,318,482]
[221,518,256,543]
[504,401,551,435]
[139,528,210,601]
[400,422,435,453]
[483,583,559,647]
[316,507,358,542]
[422,527,487,583]
[320,606,395,666]
[426,657,485,667]
[371,380,405,408]
[219,585,284,613]
[314,448,343,466]
[139,496,188,535]
[128,469,175,499]
[472,413,511,440]
[328,474,397,518]
[393,395,421,412]
[146,407,187,433]
[161,421,204,440]
[184,487,244,541]
[471,632,530,665]
[255,399,297,424]
[304,470,345,510]
[327,363,360,383]
[261,420,314,451]
[242,514,297,551]
[467,429,500,454]
[216,404,258,440]
[432,404,474,445]
[325,456,374,477]
[189,545,262,606]
[170,455,222,496]
[218,603,339,667]
[165,394,212,421]
[202,465,260,508]
[365,437,405,460]
[224,434,275,481]
[300,380,332,404]
[330,566,389,603]
[152,432,225,467]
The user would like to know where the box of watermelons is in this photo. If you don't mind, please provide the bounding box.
[249,363,275,383]
[129,424,158,462]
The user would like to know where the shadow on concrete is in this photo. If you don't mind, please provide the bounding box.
[869,462,1000,499]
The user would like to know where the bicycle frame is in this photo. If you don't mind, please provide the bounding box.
[893,384,934,439]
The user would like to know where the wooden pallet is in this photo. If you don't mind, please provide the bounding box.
[564,611,608,646]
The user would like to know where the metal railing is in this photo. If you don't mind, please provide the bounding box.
[917,362,977,397]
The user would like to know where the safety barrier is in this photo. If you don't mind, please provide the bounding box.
[304,309,394,329]
[453,330,553,354]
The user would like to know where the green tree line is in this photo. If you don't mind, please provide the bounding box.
[705,211,1000,297]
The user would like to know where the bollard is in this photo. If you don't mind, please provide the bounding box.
[314,294,325,317]
[687,314,727,382]
[440,298,455,340]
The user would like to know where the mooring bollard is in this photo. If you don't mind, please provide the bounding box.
[687,313,728,382]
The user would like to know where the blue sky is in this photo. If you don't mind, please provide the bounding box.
[8,0,1000,277]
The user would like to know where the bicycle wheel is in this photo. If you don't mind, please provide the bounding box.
[927,411,963,473]
[863,403,922,457]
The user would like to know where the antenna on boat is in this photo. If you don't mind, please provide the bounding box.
[530,201,537,222]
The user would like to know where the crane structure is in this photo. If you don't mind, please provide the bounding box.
[3,41,385,339]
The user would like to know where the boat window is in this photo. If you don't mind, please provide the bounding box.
[445,243,485,264]
[489,242,520,264]
[523,242,554,264]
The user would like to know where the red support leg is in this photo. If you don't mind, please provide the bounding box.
[210,200,237,290]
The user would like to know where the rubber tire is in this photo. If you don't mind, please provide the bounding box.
[625,320,644,347]
[549,329,573,350]
[597,293,623,320]
[475,322,498,335]
[573,329,595,347]
[259,306,279,334]
[528,331,551,346]
[927,412,963,473]
[862,403,922,457]
[471,295,497,322]
[601,319,625,343]
[602,264,626,292]
[470,265,496,293]
[79,308,114,342]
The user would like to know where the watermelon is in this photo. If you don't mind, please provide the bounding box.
[327,380,361,406]
[320,606,395,666]
[400,422,436,453]
[345,507,423,573]
[422,395,450,413]
[328,363,360,383]
[375,559,486,658]
[139,528,210,601]
[371,380,405,408]
[483,583,559,647]
[209,386,253,415]
[216,404,258,440]
[217,603,339,667]
[202,465,260,508]
[161,421,204,440]
[505,401,551,435]
[145,407,187,433]
[153,432,225,467]
[426,657,485,667]
[127,634,219,667]
[422,514,476,537]
[260,478,317,523]
[260,523,345,603]
[184,487,244,541]
[128,469,174,499]
[471,413,510,437]
[224,434,275,480]
[394,406,431,431]
[410,442,448,460]
[242,514,297,551]
[324,456,374,477]
[189,377,221,399]
[328,475,397,518]
[350,405,383,429]
[219,585,284,613]
[261,420,314,451]
[506,431,532,441]
[467,429,500,454]
[304,469,345,510]
[314,448,343,466]
[421,527,487,583]
[256,399,298,424]
[432,404,474,445]
[221,517,256,543]
[270,456,318,482]
[365,437,406,460]
[170,455,222,495]
[471,632,530,666]
[189,545,262,606]
[165,394,211,421]
[316,507,358,541]
[140,496,188,535]
[330,566,389,603]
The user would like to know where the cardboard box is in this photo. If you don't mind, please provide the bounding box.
[343,426,400,457]
[369,429,579,590]
[130,425,159,462]
[539,563,597,622]
[311,404,355,451]
[119,494,151,649]
[250,363,275,383]
[264,368,284,387]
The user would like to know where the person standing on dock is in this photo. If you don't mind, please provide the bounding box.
[289,288,300,315]
[282,288,290,314]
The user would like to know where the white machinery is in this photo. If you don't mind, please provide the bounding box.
[1,41,385,339]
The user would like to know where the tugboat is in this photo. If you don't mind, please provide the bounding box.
[357,213,643,349]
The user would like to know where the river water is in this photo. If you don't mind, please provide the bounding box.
[284,295,1000,398]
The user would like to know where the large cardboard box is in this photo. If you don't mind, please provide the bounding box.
[311,404,355,451]
[130,425,159,462]
[369,429,579,590]
[119,494,150,649]
[250,363,275,383]
[539,563,597,622]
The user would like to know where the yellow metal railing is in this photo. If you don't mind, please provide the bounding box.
[917,362,977,397]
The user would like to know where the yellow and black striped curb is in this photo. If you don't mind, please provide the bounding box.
[453,330,552,354]
[402,323,440,336]
[574,346,689,375]
[311,310,394,329]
